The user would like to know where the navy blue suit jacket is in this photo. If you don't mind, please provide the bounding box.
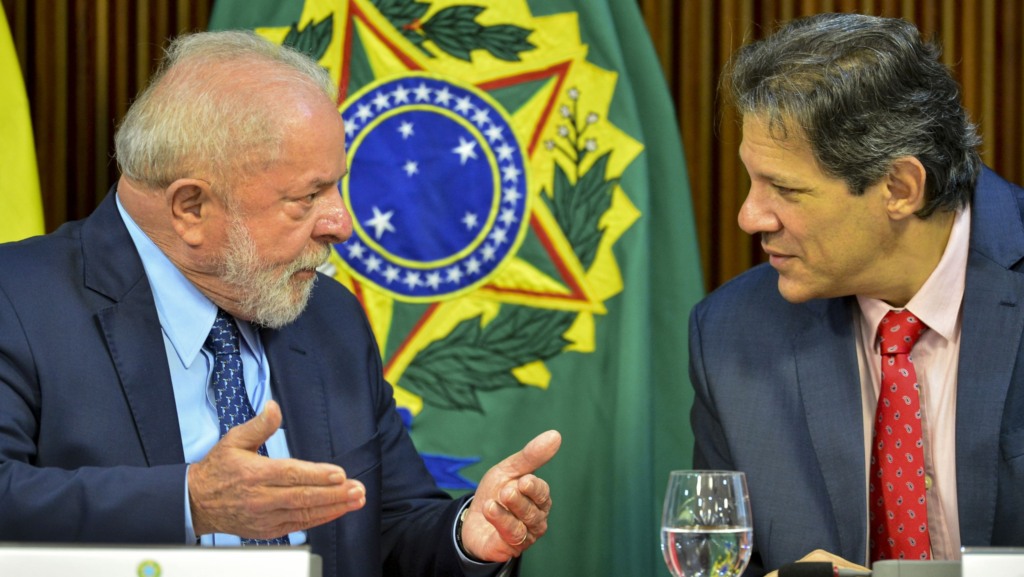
[688,167,1024,575]
[0,191,472,577]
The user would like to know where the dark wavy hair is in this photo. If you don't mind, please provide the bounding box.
[722,13,981,217]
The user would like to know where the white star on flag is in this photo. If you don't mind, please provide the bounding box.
[345,241,367,259]
[366,206,396,239]
[461,212,479,229]
[434,87,452,106]
[392,85,411,104]
[485,125,504,142]
[426,272,442,289]
[452,137,478,165]
[402,271,421,289]
[454,96,473,114]
[502,164,522,183]
[489,228,509,245]
[398,121,414,139]
[383,265,401,283]
[403,160,419,177]
[495,142,514,161]
[481,244,497,261]
[472,108,491,126]
[413,83,431,101]
[355,103,373,122]
[503,187,522,204]
[365,254,382,273]
[446,266,464,284]
[372,91,391,110]
[499,207,518,226]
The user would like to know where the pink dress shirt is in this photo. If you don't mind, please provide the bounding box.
[855,205,970,561]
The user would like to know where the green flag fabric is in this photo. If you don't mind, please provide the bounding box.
[0,6,44,243]
[210,1,703,575]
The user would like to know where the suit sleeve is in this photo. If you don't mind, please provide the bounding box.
[0,283,188,544]
[364,320,512,576]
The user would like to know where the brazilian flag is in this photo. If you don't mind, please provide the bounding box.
[210,1,703,575]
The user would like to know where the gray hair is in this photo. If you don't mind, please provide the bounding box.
[114,30,336,190]
[723,13,981,217]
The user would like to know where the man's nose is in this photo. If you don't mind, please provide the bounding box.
[737,186,780,236]
[313,189,353,245]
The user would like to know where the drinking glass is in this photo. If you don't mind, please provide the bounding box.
[661,470,753,577]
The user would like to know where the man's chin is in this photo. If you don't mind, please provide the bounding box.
[244,281,315,329]
[776,277,819,304]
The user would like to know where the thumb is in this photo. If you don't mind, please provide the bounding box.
[221,399,282,452]
[499,430,561,476]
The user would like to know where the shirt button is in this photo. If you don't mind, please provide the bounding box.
[925,474,933,490]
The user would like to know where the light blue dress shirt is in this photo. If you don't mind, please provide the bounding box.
[116,196,305,546]
[116,196,502,574]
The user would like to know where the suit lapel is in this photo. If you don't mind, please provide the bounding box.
[262,324,338,566]
[97,296,185,465]
[262,327,334,464]
[83,192,184,466]
[793,297,868,562]
[956,168,1024,544]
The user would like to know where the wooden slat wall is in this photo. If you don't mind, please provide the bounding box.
[639,0,1024,292]
[2,1,1020,293]
[1,0,211,229]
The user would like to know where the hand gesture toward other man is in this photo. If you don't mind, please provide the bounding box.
[459,430,562,563]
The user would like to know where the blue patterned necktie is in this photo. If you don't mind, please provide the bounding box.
[206,308,289,546]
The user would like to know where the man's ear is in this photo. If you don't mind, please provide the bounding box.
[885,156,928,220]
[168,178,217,247]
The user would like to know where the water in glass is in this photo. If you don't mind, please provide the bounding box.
[660,470,752,577]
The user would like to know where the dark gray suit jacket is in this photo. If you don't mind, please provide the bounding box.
[0,191,474,577]
[688,167,1024,575]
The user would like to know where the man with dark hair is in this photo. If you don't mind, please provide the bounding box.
[0,30,560,577]
[689,13,1024,575]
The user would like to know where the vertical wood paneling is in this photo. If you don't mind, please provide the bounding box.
[980,0,996,168]
[1,0,211,232]
[1,1,1020,294]
[637,0,1024,292]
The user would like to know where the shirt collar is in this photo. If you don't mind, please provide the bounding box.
[115,193,262,367]
[858,204,970,345]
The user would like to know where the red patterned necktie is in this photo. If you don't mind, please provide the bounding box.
[869,309,931,561]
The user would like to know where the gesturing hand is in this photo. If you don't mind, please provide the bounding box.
[187,400,367,539]
[460,430,562,563]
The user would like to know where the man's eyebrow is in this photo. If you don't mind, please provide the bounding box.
[308,176,341,188]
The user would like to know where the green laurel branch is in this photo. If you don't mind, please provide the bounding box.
[548,152,618,270]
[372,0,534,62]
[283,14,334,62]
[400,307,574,412]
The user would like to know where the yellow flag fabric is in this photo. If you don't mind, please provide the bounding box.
[0,6,43,243]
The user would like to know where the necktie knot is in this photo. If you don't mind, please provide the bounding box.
[206,309,241,357]
[878,309,927,355]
